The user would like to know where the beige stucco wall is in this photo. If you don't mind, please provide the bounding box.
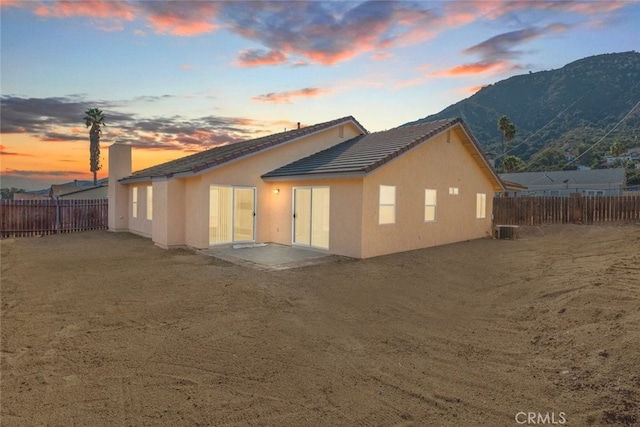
[262,178,364,258]
[359,127,496,259]
[152,179,185,248]
[128,184,153,238]
[167,122,364,249]
[108,143,131,232]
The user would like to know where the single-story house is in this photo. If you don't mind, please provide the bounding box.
[109,116,504,259]
[499,168,626,197]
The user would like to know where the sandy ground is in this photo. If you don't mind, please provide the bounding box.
[1,225,639,426]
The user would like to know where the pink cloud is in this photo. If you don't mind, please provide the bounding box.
[142,2,219,36]
[147,16,216,36]
[252,87,329,104]
[430,61,509,77]
[0,0,23,7]
[34,0,135,20]
[467,85,489,95]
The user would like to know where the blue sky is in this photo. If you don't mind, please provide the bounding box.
[1,0,639,190]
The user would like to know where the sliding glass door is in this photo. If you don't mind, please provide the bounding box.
[209,186,255,245]
[293,187,330,250]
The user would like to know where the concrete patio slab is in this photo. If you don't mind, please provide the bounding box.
[201,243,343,271]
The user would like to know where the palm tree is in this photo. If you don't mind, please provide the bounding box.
[497,115,517,155]
[502,155,526,173]
[84,108,105,185]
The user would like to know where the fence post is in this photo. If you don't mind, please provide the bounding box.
[569,194,583,224]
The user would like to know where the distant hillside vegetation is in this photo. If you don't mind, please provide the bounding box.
[403,51,640,170]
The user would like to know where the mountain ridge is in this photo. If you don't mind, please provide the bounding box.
[402,51,640,170]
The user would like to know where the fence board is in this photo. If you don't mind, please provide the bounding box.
[0,199,108,238]
[494,195,640,226]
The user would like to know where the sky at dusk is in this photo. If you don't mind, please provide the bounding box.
[1,0,639,190]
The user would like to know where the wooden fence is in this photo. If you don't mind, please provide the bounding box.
[0,199,108,238]
[493,195,640,226]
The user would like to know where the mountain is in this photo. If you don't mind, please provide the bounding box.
[402,52,640,170]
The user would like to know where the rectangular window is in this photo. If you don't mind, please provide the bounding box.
[449,187,459,195]
[379,185,396,225]
[476,193,486,219]
[132,187,138,218]
[146,186,153,220]
[424,189,437,222]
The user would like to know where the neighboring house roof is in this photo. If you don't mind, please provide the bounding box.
[51,184,108,198]
[262,118,504,190]
[499,168,626,190]
[61,178,108,187]
[121,116,367,183]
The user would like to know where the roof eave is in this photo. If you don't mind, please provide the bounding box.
[261,171,366,182]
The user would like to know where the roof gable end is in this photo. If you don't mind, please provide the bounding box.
[263,118,503,190]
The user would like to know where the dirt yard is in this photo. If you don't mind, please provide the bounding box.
[1,225,639,426]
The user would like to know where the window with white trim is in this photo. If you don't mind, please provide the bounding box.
[449,187,459,195]
[476,193,486,219]
[379,185,396,225]
[424,189,437,222]
[132,187,138,218]
[146,186,153,220]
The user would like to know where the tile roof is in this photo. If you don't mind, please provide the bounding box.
[121,116,366,182]
[263,118,483,179]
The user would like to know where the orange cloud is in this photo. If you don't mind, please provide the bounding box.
[144,2,219,36]
[467,85,489,95]
[431,61,509,77]
[252,87,329,104]
[0,0,22,7]
[34,0,135,20]
[147,15,217,36]
[304,49,361,66]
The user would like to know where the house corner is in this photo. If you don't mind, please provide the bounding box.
[108,143,132,232]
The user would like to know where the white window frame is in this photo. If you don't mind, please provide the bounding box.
[146,185,153,220]
[379,185,396,225]
[449,187,459,195]
[424,189,437,222]
[476,193,487,219]
[132,187,138,218]
[209,185,257,245]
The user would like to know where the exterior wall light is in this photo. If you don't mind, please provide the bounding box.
[273,188,280,194]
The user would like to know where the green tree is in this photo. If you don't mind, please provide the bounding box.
[502,155,526,173]
[575,143,599,168]
[528,149,566,171]
[84,108,105,185]
[497,115,517,155]
[609,141,625,167]
[0,188,26,200]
